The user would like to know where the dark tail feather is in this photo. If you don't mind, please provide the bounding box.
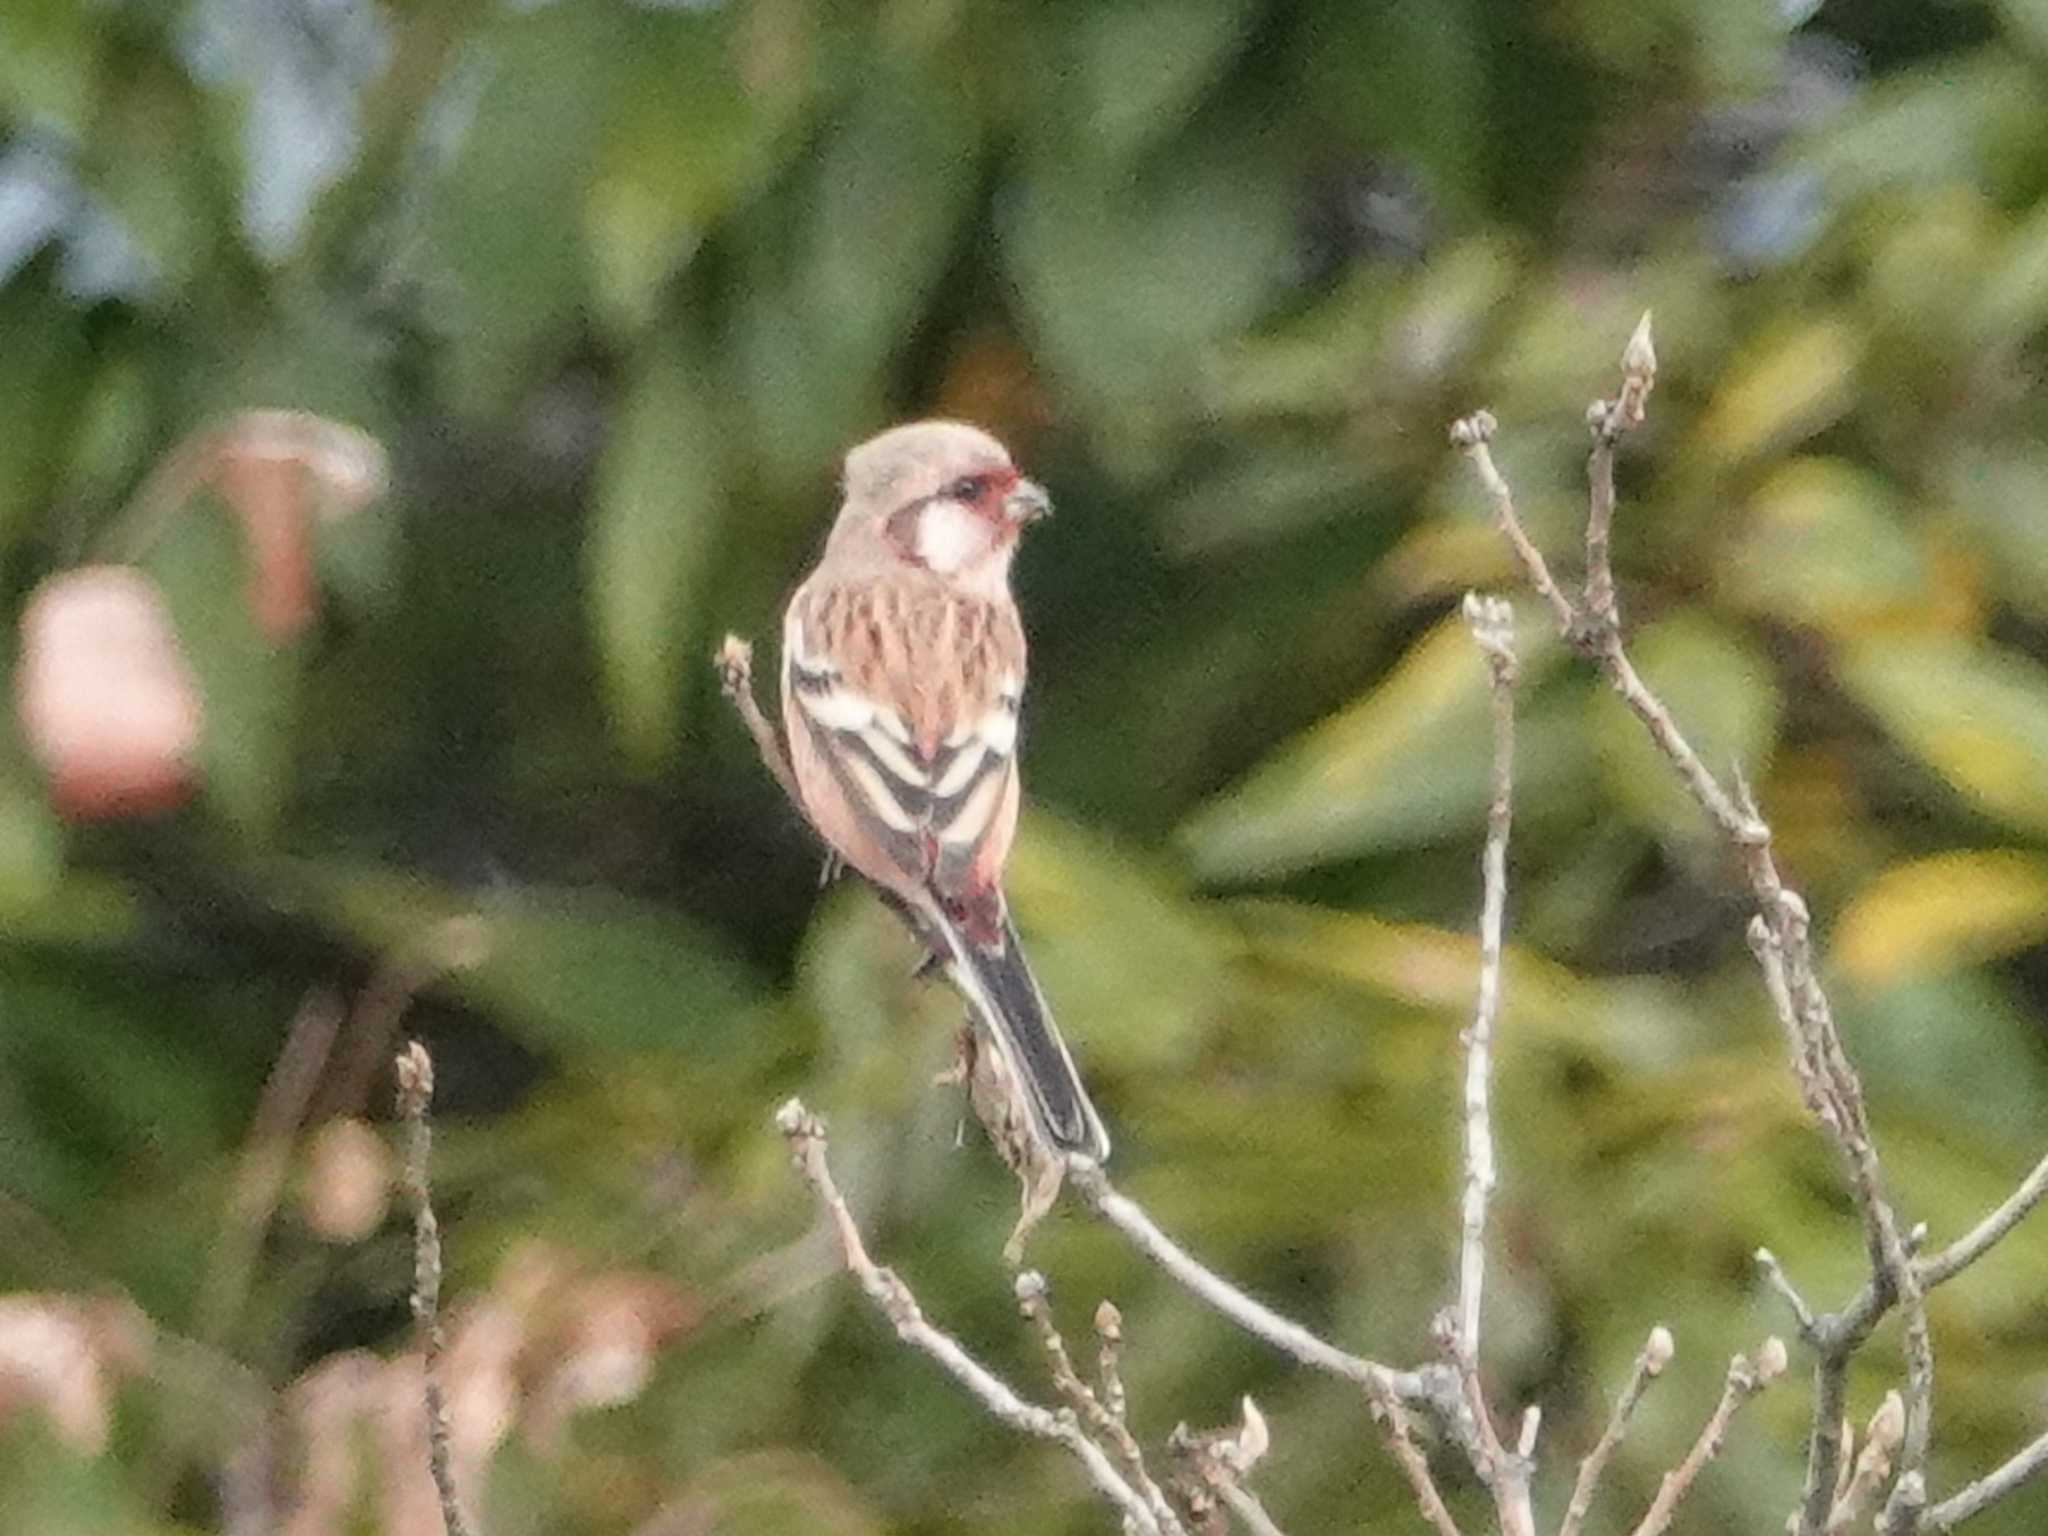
[930,906,1111,1163]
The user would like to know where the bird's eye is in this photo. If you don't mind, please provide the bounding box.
[945,475,988,502]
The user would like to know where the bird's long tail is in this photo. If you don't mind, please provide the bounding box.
[923,904,1111,1163]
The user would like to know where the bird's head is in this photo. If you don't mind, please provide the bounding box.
[833,421,1050,590]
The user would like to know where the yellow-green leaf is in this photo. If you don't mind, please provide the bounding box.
[588,332,728,766]
[1178,609,1569,880]
[1690,316,1859,468]
[1833,850,2048,988]
[1838,637,2048,836]
[1718,458,1928,635]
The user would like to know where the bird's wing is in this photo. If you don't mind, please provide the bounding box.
[781,579,1023,907]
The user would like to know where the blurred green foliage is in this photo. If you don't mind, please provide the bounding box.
[3,1,2048,1533]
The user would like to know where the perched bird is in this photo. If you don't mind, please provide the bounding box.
[779,421,1110,1162]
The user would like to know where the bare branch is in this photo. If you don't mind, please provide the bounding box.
[1754,1250,1819,1340]
[775,1100,1165,1535]
[1559,1325,1676,1536]
[1435,592,1538,1536]
[1454,592,1518,1366]
[1926,1427,2048,1532]
[1094,1299,1128,1425]
[396,1041,473,1536]
[1016,1271,1183,1535]
[716,635,806,814]
[1167,1398,1282,1536]
[1918,1149,2048,1289]
[1582,310,1657,632]
[1446,413,1577,638]
[1219,1481,1290,1536]
[1366,1374,1465,1536]
[1625,1339,1787,1536]
[1458,317,1935,1535]
[1064,1160,1430,1400]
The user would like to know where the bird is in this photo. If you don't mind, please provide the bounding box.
[778,420,1111,1163]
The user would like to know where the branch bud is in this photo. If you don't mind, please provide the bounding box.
[1756,1335,1790,1383]
[1622,311,1657,381]
[1645,1325,1676,1375]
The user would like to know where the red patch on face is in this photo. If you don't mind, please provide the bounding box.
[952,464,1019,523]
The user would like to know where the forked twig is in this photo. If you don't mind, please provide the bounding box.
[1624,1340,1787,1536]
[775,1100,1166,1534]
[1015,1270,1181,1534]
[1453,316,1964,1536]
[1560,1325,1675,1536]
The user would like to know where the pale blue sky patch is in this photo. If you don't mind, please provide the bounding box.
[180,0,392,264]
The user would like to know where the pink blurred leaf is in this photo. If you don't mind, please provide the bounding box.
[15,564,203,820]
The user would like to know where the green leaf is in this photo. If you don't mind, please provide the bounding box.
[1592,611,1780,851]
[0,0,98,136]
[425,3,619,412]
[724,55,980,495]
[1298,0,1487,218]
[1177,609,1572,880]
[1005,812,1235,1072]
[584,6,814,338]
[147,492,301,840]
[1002,134,1294,476]
[1229,897,1705,1064]
[796,61,979,371]
[1939,448,2048,624]
[0,279,93,546]
[588,332,730,766]
[1717,458,1927,635]
[302,862,761,1059]
[1844,966,2048,1146]
[1056,0,1254,166]
[1837,637,2048,837]
[1967,195,2048,349]
[0,776,62,918]
[1993,0,2048,58]
[1802,56,2031,197]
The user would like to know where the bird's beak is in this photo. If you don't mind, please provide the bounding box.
[1004,477,1052,524]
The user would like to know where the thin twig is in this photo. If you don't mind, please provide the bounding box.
[1918,1150,2048,1289]
[1447,414,1578,638]
[1754,1249,1819,1340]
[1625,1340,1787,1536]
[396,1041,472,1536]
[1064,1160,1428,1400]
[1016,1271,1183,1535]
[1094,1299,1128,1424]
[1219,1482,1290,1536]
[1559,1325,1675,1536]
[1455,318,1935,1535]
[716,636,806,813]
[1791,1142,2048,1526]
[1442,592,1536,1536]
[1582,312,1656,629]
[775,1100,1165,1535]
[1454,593,1517,1365]
[1925,1427,2048,1532]
[1366,1374,1465,1536]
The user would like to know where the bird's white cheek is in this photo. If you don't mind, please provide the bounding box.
[915,502,989,573]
